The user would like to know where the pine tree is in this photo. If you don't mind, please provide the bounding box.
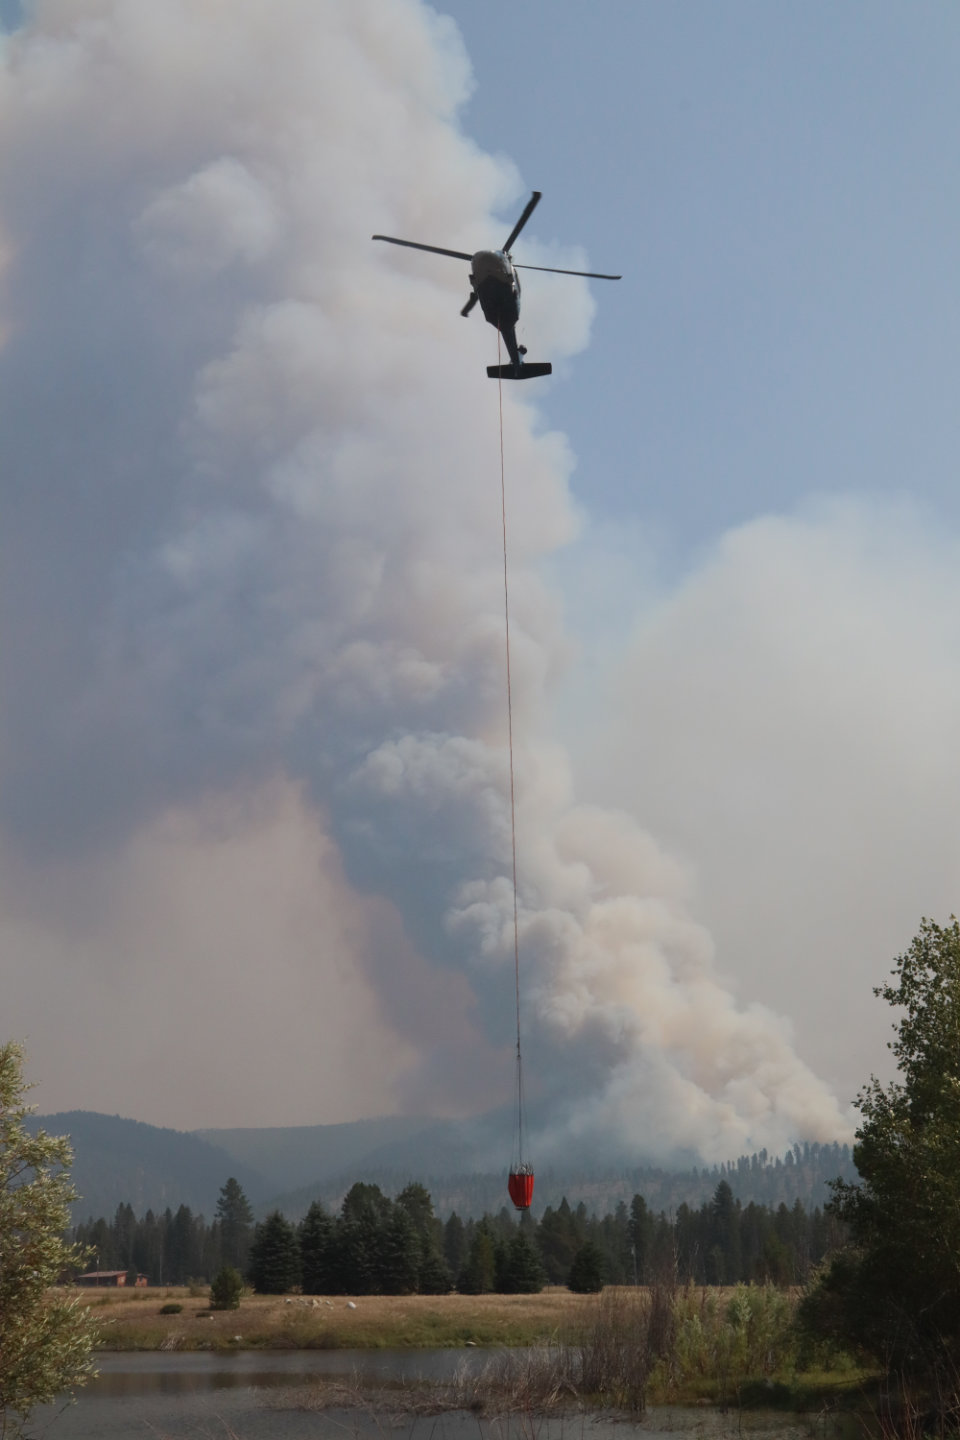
[112,1202,136,1274]
[82,1216,117,1273]
[537,1197,582,1284]
[215,1178,254,1275]
[299,1201,334,1295]
[443,1212,468,1281]
[568,1239,605,1293]
[334,1183,392,1295]
[133,1209,163,1285]
[395,1183,439,1248]
[165,1204,203,1284]
[707,1181,742,1284]
[418,1246,453,1295]
[502,1228,546,1294]
[379,1206,421,1295]
[395,1182,450,1294]
[248,1212,301,1295]
[628,1194,654,1284]
[600,1200,631,1284]
[460,1222,496,1294]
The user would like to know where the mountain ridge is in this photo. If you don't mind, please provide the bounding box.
[33,1109,856,1223]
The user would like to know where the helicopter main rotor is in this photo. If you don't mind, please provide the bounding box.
[372,190,621,280]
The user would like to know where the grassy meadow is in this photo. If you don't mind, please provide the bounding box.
[78,1284,587,1352]
[72,1282,867,1416]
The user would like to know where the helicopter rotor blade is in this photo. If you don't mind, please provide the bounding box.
[513,263,621,279]
[502,191,542,254]
[372,235,473,261]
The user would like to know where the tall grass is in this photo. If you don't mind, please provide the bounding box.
[865,1361,960,1440]
[467,1283,804,1415]
[439,1286,674,1415]
[663,1283,797,1404]
[566,1282,800,1411]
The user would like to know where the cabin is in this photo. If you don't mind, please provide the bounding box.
[76,1270,148,1287]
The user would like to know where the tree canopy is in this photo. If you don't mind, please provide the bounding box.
[802,918,960,1379]
[568,1239,605,1293]
[0,1042,99,1435]
[215,1177,253,1274]
[248,1211,301,1295]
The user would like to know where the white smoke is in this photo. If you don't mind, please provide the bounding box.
[577,498,960,1110]
[0,0,849,1154]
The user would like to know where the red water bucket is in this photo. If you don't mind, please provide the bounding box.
[507,1170,534,1210]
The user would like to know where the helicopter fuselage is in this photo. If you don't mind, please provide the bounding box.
[469,249,523,364]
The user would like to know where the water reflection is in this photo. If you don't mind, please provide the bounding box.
[34,1351,847,1440]
[86,1348,489,1394]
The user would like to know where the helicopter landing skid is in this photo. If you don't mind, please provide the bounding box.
[486,362,552,380]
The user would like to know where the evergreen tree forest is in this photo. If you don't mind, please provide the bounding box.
[71,1172,845,1294]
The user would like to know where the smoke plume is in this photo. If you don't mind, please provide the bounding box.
[0,0,849,1157]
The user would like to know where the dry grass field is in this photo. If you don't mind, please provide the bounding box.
[77,1285,590,1352]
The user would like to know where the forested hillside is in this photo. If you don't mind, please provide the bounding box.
[28,1111,270,1219]
[269,1141,856,1223]
[39,1108,855,1224]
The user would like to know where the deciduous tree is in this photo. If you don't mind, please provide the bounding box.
[0,1042,99,1435]
[802,918,960,1382]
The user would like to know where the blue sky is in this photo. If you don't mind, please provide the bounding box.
[441,1,960,556]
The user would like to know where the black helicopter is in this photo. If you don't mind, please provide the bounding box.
[373,191,620,379]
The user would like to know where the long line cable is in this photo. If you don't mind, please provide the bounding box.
[496,325,525,1169]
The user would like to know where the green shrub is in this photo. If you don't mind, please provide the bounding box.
[669,1284,797,1403]
[159,1303,183,1315]
[210,1266,244,1311]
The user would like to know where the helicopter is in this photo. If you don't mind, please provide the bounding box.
[372,191,620,379]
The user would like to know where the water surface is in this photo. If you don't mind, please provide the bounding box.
[32,1351,837,1440]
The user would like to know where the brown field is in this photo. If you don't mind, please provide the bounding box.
[75,1285,590,1352]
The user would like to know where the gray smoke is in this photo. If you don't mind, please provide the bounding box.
[0,0,849,1155]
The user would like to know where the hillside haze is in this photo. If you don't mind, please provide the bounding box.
[195,1115,464,1193]
[28,1112,270,1221]
[34,1110,855,1224]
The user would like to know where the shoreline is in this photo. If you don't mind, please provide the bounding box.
[71,1285,866,1418]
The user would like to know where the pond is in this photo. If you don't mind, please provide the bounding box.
[30,1351,842,1440]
